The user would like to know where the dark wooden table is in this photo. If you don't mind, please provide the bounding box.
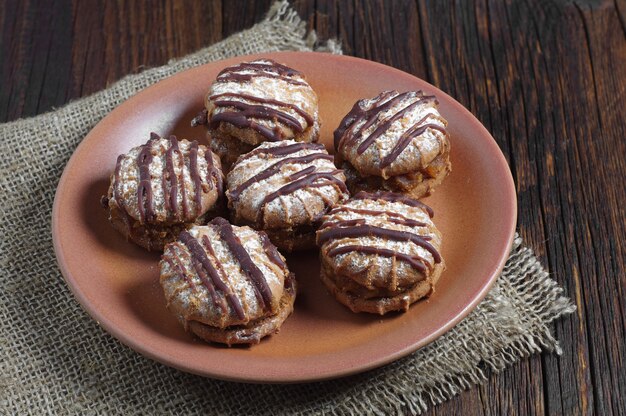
[2,1,624,414]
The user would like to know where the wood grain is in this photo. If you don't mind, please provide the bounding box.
[1,0,624,414]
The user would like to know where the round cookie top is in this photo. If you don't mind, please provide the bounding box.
[316,191,443,290]
[109,133,223,224]
[227,140,349,229]
[205,59,319,145]
[334,90,449,179]
[160,219,291,329]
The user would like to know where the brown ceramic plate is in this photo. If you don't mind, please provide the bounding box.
[52,52,516,383]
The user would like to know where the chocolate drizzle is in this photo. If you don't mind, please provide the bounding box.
[319,191,443,274]
[333,91,395,151]
[328,206,426,228]
[164,255,196,291]
[113,154,126,212]
[188,247,227,315]
[387,217,426,228]
[216,60,307,86]
[162,135,212,220]
[115,133,219,225]
[334,91,398,151]
[204,148,223,198]
[327,245,427,273]
[178,232,245,320]
[379,115,447,169]
[136,142,155,223]
[209,60,314,142]
[177,141,190,218]
[354,95,437,155]
[352,191,434,218]
[334,90,446,169]
[210,92,314,126]
[210,217,274,311]
[211,100,303,141]
[259,231,288,272]
[191,109,208,127]
[229,152,334,202]
[164,136,180,220]
[189,141,203,216]
[318,218,365,230]
[287,165,316,181]
[318,224,441,263]
[256,170,348,226]
[244,142,324,159]
[201,235,246,320]
[235,60,301,77]
[217,71,307,86]
[110,149,144,240]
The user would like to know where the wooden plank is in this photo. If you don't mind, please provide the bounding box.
[0,0,223,120]
[308,0,339,50]
[418,1,544,413]
[562,2,626,414]
[221,0,273,39]
[90,0,222,96]
[319,0,358,56]
[0,0,73,121]
[292,0,316,34]
[414,0,624,414]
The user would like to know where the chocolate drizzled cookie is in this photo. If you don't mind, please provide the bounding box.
[334,90,450,199]
[194,59,320,171]
[103,133,224,250]
[160,219,296,346]
[226,140,349,252]
[316,191,444,314]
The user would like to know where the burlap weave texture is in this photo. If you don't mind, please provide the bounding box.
[0,2,574,414]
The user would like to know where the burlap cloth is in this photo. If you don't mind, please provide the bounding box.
[0,2,575,414]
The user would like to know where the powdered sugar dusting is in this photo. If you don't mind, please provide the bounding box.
[113,137,220,223]
[208,59,318,131]
[319,197,442,279]
[340,91,448,177]
[160,224,288,328]
[227,140,348,227]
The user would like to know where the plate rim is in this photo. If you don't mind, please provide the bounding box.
[52,51,517,383]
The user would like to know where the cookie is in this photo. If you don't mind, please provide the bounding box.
[103,133,224,251]
[316,191,444,314]
[193,59,320,170]
[160,218,296,346]
[226,140,349,252]
[334,90,450,198]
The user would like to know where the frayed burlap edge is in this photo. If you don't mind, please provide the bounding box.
[0,1,574,415]
[332,234,577,415]
[264,234,575,416]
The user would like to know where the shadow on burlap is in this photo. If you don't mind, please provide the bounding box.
[0,2,574,414]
